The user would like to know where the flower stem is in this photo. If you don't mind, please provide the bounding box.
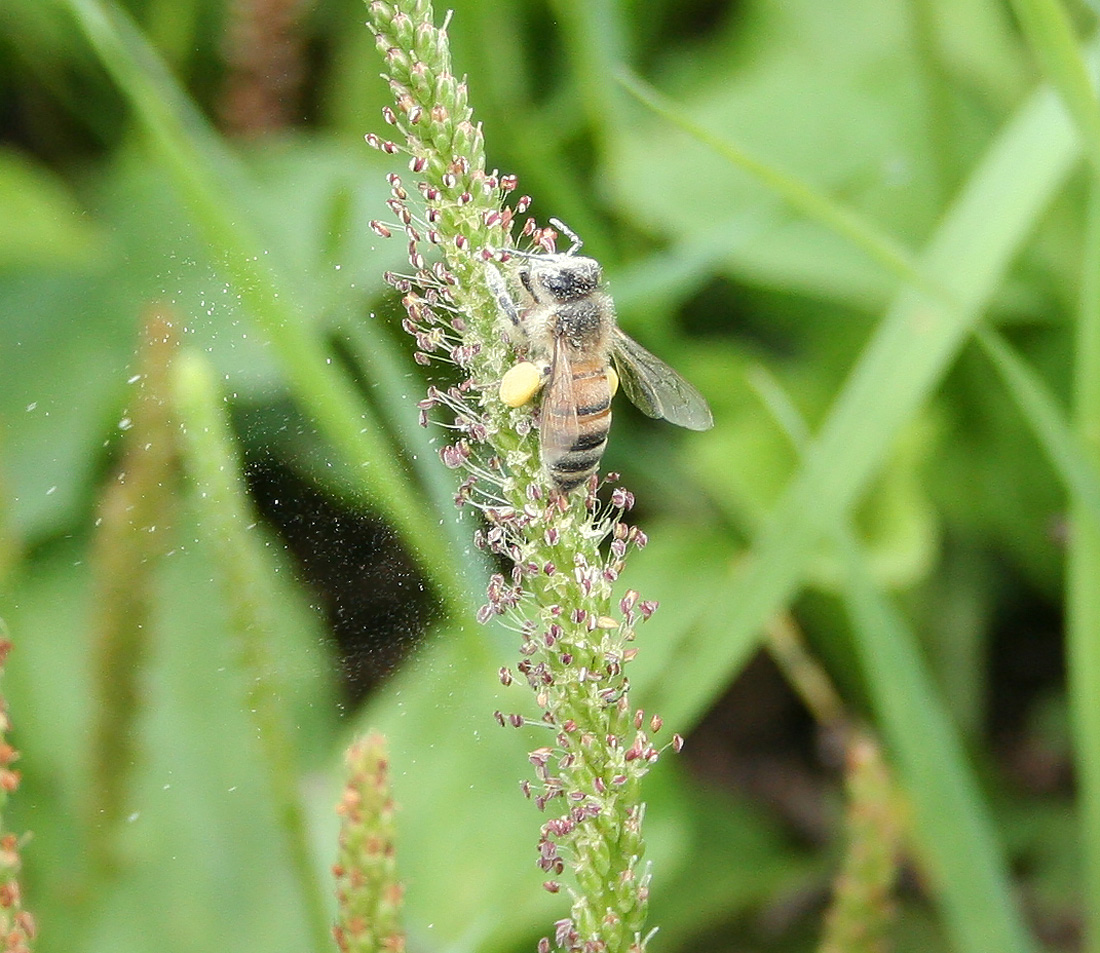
[364,4,673,950]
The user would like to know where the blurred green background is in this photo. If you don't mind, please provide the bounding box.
[0,0,1093,951]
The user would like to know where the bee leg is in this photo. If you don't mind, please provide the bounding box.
[484,262,523,331]
[548,217,583,255]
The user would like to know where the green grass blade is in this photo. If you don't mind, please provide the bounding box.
[837,528,1035,953]
[976,324,1100,525]
[908,0,960,204]
[337,317,485,567]
[62,0,476,616]
[1069,184,1100,953]
[552,0,628,150]
[618,28,1098,953]
[623,51,1100,547]
[172,350,333,953]
[1009,3,1100,179]
[615,68,937,296]
[646,82,1080,727]
[745,363,813,449]
[745,364,1030,953]
[86,311,178,878]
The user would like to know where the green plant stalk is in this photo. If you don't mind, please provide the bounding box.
[63,0,474,618]
[86,308,179,878]
[172,350,332,953]
[549,0,627,159]
[364,4,675,950]
[336,316,487,575]
[764,614,845,729]
[1068,183,1100,953]
[907,0,958,204]
[1008,2,1100,180]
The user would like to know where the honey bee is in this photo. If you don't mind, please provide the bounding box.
[487,221,713,492]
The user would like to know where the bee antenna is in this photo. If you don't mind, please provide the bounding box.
[549,218,583,254]
[484,245,537,265]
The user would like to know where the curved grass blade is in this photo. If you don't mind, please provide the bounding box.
[755,364,1035,953]
[837,528,1034,953]
[615,69,938,298]
[172,349,333,953]
[647,76,1080,724]
[976,324,1100,523]
[1069,184,1100,953]
[1009,3,1100,179]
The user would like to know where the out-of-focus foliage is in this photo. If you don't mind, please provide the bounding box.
[0,0,1093,951]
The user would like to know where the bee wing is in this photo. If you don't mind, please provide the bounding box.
[540,335,581,462]
[612,328,714,431]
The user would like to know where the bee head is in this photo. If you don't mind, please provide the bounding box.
[525,255,603,303]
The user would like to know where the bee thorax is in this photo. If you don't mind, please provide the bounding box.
[555,298,612,352]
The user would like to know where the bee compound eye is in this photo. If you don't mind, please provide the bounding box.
[500,361,544,407]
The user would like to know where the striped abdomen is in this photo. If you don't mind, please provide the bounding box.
[545,358,612,491]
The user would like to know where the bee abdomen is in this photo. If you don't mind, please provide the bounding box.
[548,405,612,491]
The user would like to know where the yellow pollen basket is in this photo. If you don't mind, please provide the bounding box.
[499,361,543,407]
